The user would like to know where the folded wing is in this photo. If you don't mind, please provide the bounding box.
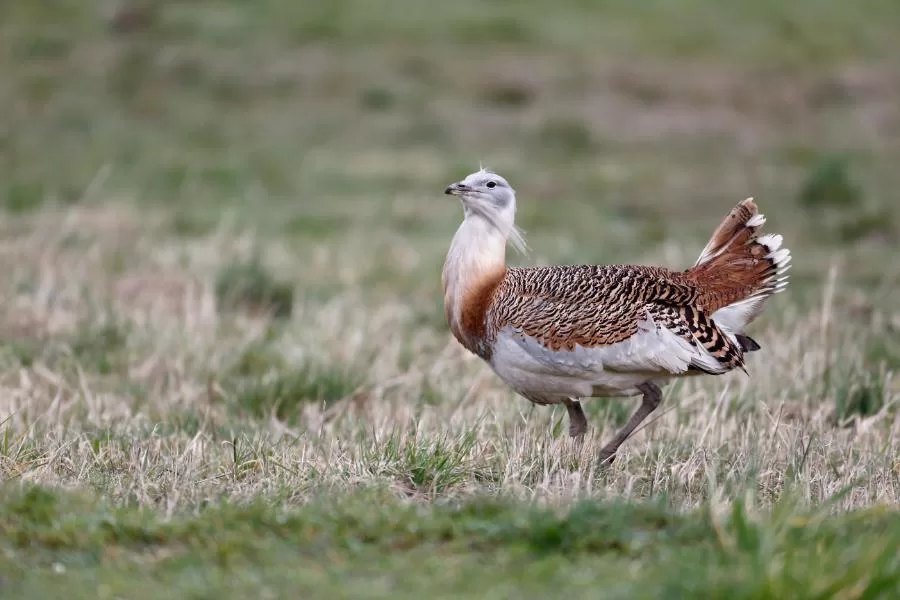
[489,264,743,380]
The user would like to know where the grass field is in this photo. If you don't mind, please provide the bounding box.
[2,1,900,597]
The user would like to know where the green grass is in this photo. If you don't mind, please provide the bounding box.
[229,363,364,421]
[215,258,295,319]
[2,484,899,599]
[1,0,900,597]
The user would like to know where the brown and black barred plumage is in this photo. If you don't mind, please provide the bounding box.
[483,265,749,371]
[442,169,790,464]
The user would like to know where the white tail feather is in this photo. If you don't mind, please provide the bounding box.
[695,198,792,333]
[711,230,792,333]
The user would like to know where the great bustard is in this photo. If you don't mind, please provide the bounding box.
[441,169,791,464]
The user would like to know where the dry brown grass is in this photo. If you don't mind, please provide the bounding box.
[1,204,897,514]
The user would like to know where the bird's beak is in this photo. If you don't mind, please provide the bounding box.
[444,182,470,196]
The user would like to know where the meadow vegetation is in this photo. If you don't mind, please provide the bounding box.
[1,0,900,597]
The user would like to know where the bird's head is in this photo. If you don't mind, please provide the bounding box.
[444,168,527,254]
[445,169,516,212]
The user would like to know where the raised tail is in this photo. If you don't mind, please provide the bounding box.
[686,198,791,338]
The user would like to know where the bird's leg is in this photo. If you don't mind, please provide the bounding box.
[563,399,587,438]
[597,382,662,466]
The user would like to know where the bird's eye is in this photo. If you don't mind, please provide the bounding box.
[486,181,497,188]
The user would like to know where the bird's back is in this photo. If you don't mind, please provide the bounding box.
[489,264,698,348]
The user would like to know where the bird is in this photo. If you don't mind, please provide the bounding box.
[441,168,791,465]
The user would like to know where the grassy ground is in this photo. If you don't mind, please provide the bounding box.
[4,485,900,599]
[1,0,900,597]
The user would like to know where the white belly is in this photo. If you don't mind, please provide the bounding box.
[487,324,705,404]
[490,360,665,404]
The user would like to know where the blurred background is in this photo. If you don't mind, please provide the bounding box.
[4,6,900,593]
[1,0,898,363]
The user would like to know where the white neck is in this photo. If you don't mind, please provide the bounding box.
[444,214,509,277]
[442,214,509,335]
